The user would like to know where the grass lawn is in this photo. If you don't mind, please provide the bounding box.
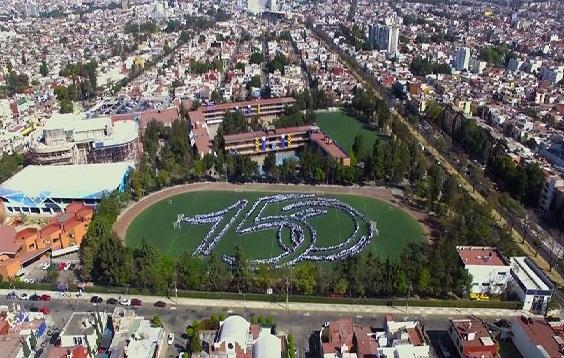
[316,110,383,154]
[125,191,425,263]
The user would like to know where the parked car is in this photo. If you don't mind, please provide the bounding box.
[50,332,61,345]
[41,262,51,270]
[41,294,51,301]
[40,306,49,315]
[15,270,25,277]
[68,263,76,270]
[167,333,174,345]
[18,293,29,300]
[154,301,166,308]
[107,297,118,305]
[30,294,41,301]
[119,298,130,306]
[29,306,39,312]
[130,298,142,307]
[6,291,17,300]
[22,278,35,284]
[90,296,103,304]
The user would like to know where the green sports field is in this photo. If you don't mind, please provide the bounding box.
[316,110,384,153]
[125,191,425,263]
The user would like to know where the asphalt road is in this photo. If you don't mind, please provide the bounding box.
[1,294,513,358]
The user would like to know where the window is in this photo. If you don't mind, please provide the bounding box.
[498,272,507,276]
[482,283,490,286]
[73,337,83,345]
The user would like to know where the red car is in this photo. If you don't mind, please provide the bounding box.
[39,306,49,315]
[154,301,166,308]
[130,298,142,307]
[40,294,51,301]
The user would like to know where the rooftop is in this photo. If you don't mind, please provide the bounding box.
[515,316,564,358]
[510,256,553,291]
[457,246,509,266]
[61,312,99,337]
[0,162,133,199]
[451,318,496,356]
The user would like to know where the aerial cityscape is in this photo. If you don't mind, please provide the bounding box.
[0,0,563,357]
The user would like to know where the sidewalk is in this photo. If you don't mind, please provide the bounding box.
[0,288,524,318]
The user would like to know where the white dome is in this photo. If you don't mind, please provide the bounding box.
[218,315,250,351]
[253,333,281,358]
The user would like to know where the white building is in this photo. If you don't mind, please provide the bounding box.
[377,315,430,358]
[210,315,281,357]
[60,312,107,349]
[369,15,401,55]
[469,58,487,74]
[457,246,511,295]
[269,0,277,11]
[509,256,554,314]
[247,0,260,14]
[453,47,471,71]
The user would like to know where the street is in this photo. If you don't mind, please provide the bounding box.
[0,290,518,358]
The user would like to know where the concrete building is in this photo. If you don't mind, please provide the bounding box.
[369,16,401,55]
[512,316,564,358]
[539,175,564,212]
[469,58,487,74]
[210,315,281,357]
[60,312,107,349]
[509,256,554,314]
[223,125,350,166]
[320,317,378,358]
[0,203,93,279]
[453,48,471,71]
[108,306,165,358]
[378,314,430,358]
[449,319,497,358]
[248,0,260,14]
[457,246,511,295]
[0,162,132,216]
[31,113,139,165]
[187,97,296,157]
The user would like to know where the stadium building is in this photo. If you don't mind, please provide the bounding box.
[0,162,132,216]
[30,113,139,165]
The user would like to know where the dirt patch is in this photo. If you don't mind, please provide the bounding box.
[113,182,432,240]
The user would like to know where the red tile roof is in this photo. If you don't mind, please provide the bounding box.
[139,107,180,130]
[457,247,508,266]
[515,317,564,358]
[0,225,19,254]
[310,132,349,161]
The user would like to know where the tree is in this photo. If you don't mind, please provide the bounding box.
[294,262,317,295]
[287,335,296,358]
[150,315,164,328]
[352,134,364,160]
[29,333,37,350]
[249,75,261,89]
[21,339,31,358]
[249,52,265,64]
[39,61,49,77]
[59,98,74,113]
[186,321,203,353]
[418,266,431,293]
[203,253,228,291]
[231,246,249,292]
[263,152,277,177]
[176,252,205,290]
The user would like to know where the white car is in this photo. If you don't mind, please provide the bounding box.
[41,262,51,270]
[119,298,130,306]
[167,333,174,345]
[22,278,35,284]
[18,293,29,300]
[15,270,25,277]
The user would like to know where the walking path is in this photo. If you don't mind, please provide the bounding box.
[0,289,523,318]
[114,182,431,240]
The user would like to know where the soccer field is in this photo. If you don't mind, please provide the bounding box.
[316,110,383,153]
[124,191,425,264]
